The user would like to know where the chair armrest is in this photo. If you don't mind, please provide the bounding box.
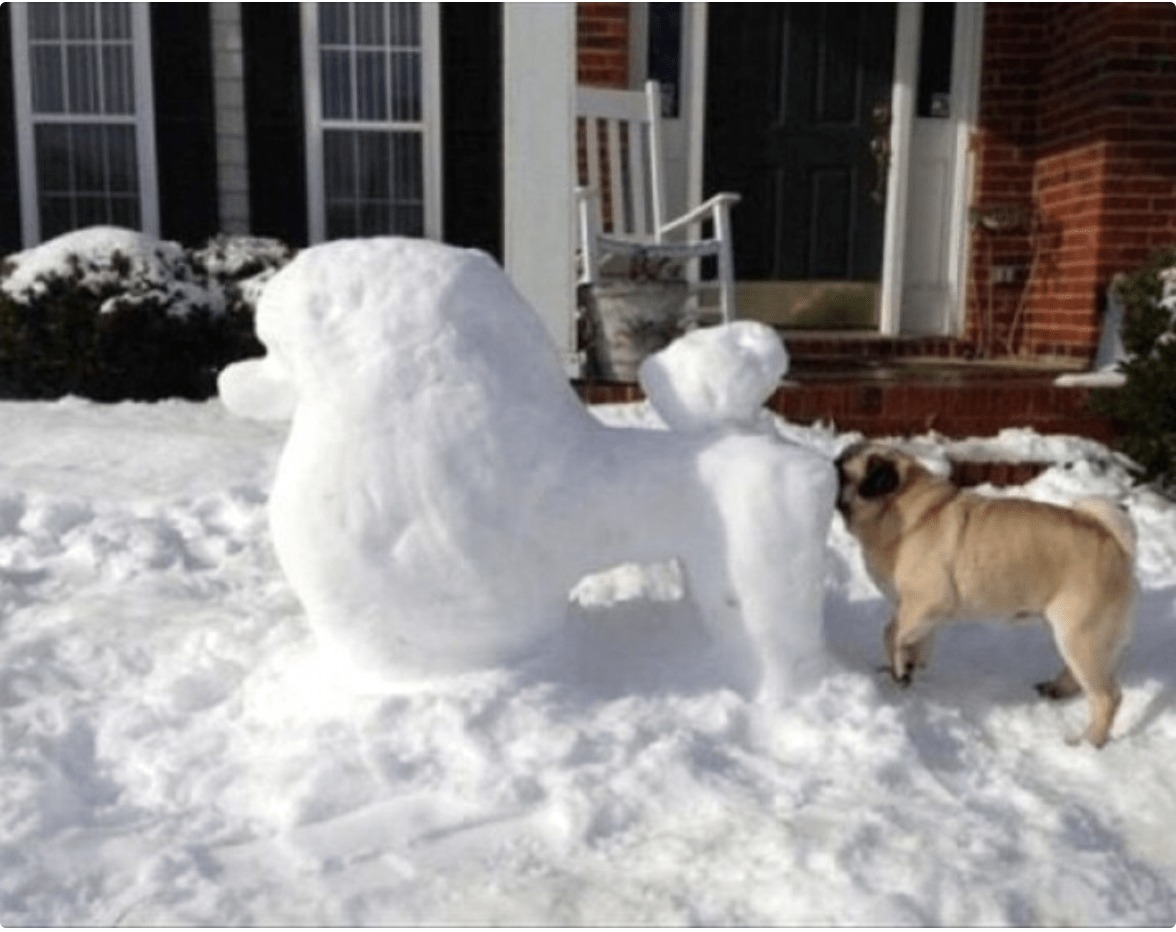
[658,192,741,237]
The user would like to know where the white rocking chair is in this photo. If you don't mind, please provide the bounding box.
[575,80,741,323]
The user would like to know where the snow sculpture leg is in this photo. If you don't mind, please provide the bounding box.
[218,237,836,697]
[693,436,836,699]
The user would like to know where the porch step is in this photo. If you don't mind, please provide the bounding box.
[782,333,979,363]
[768,365,1116,442]
[572,362,1117,443]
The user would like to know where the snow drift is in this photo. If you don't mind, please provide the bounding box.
[220,237,835,696]
[2,398,1175,926]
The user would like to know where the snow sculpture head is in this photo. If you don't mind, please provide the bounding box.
[220,238,835,698]
[638,320,788,433]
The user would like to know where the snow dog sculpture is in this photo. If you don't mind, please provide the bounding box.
[220,238,836,698]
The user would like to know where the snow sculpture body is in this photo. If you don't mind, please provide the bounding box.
[220,238,835,698]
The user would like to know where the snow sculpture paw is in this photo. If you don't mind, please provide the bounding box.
[219,238,835,698]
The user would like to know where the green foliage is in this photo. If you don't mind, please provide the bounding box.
[1091,245,1176,493]
[0,237,287,402]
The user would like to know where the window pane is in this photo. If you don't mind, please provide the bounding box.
[40,197,74,239]
[71,124,106,192]
[102,45,135,114]
[356,51,387,121]
[358,202,390,236]
[320,50,352,119]
[105,125,138,192]
[109,196,140,229]
[75,195,108,228]
[100,3,132,40]
[356,132,391,199]
[324,130,357,200]
[393,203,423,238]
[389,51,420,121]
[388,3,419,46]
[326,202,357,239]
[319,3,350,44]
[355,4,385,46]
[30,46,65,113]
[29,4,61,40]
[390,131,423,203]
[34,124,72,191]
[67,44,101,113]
[63,2,96,39]
[917,3,956,118]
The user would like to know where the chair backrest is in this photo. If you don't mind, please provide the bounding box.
[575,81,667,242]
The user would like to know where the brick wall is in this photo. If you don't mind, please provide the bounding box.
[575,4,631,235]
[970,2,1176,363]
[576,3,629,88]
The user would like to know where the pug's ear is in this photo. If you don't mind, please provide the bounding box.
[859,456,900,499]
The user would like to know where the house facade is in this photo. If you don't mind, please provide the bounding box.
[2,2,1173,373]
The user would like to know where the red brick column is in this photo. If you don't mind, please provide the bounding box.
[969,2,1176,363]
[576,3,629,88]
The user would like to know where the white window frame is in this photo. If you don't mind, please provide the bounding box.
[9,1,159,247]
[300,1,442,243]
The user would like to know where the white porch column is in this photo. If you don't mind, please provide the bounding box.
[503,3,578,373]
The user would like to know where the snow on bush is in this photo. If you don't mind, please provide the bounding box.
[1,226,292,318]
[220,237,836,696]
[0,226,292,401]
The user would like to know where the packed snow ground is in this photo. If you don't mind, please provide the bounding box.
[1,397,1175,926]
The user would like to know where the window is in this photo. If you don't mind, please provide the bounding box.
[10,2,158,244]
[647,3,682,118]
[302,2,441,242]
[916,3,956,119]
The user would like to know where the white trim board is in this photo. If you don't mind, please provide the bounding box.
[503,2,577,370]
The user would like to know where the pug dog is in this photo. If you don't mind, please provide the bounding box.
[836,441,1136,748]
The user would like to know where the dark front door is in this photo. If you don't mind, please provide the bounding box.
[706,4,896,327]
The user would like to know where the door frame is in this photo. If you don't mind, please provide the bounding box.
[877,3,921,335]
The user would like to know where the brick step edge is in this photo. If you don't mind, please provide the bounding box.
[571,380,1075,488]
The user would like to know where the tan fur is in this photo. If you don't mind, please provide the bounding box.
[836,442,1136,748]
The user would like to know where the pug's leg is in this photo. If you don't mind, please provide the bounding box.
[1035,665,1081,700]
[909,630,938,670]
[883,617,923,685]
[887,602,945,686]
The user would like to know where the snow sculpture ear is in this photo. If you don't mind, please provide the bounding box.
[859,456,900,500]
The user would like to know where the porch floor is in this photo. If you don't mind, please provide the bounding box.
[573,334,1118,443]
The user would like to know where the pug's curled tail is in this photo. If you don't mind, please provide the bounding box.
[1074,497,1137,559]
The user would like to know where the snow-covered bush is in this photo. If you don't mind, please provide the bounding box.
[1092,245,1176,493]
[0,227,291,401]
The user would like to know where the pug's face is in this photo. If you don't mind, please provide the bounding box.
[834,443,923,524]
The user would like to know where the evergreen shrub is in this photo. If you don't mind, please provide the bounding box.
[1091,245,1176,494]
[0,231,291,402]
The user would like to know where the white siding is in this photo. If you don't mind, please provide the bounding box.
[210,2,249,234]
